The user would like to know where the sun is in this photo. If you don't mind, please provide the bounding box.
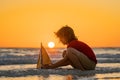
[48,42,55,48]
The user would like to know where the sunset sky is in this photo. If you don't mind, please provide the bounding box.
[0,0,120,48]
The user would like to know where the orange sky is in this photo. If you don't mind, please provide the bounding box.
[0,0,120,48]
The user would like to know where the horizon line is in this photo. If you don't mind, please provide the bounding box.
[0,46,120,49]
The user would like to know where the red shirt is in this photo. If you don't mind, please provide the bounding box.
[67,40,97,64]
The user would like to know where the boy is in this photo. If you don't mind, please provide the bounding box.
[42,25,97,71]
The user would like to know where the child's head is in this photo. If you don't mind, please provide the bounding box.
[55,25,78,45]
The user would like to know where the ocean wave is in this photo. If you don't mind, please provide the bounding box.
[0,53,120,65]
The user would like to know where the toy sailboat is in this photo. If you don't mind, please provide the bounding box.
[36,43,52,69]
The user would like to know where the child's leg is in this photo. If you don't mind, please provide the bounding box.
[66,48,96,70]
[66,51,85,70]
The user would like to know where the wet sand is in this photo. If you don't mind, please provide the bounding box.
[0,64,120,80]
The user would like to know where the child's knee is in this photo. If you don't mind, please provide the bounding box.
[62,50,67,57]
[67,48,75,54]
[66,48,74,55]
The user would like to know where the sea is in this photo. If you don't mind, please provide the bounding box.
[0,47,120,80]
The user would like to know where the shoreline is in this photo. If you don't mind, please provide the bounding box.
[0,67,120,77]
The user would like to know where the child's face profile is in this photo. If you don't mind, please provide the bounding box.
[59,36,67,45]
